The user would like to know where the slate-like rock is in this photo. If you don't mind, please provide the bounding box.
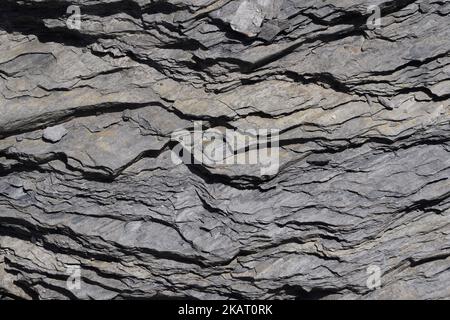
[42,125,68,143]
[0,0,449,300]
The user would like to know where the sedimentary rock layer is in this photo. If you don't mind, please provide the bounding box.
[0,0,449,299]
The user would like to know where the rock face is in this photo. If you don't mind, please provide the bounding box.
[0,0,449,300]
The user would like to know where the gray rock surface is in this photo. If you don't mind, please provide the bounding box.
[42,125,68,143]
[0,0,449,300]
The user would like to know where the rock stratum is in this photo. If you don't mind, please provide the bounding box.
[0,0,449,300]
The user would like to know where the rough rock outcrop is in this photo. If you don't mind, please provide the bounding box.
[0,0,449,299]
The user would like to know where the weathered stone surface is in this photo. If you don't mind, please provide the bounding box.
[42,125,68,143]
[0,0,449,300]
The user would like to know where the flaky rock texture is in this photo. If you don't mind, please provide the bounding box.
[0,0,449,300]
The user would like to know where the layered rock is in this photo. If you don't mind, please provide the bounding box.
[0,0,449,299]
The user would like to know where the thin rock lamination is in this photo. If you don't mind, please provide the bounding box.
[0,0,449,300]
